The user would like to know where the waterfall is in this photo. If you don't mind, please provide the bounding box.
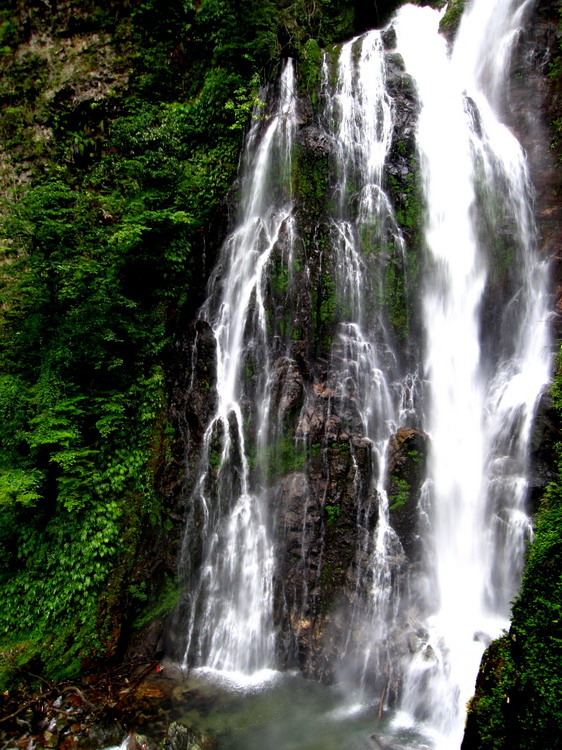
[180,61,297,675]
[175,0,551,745]
[394,0,550,745]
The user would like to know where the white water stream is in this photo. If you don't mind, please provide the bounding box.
[394,0,550,745]
[322,30,410,689]
[180,61,297,675]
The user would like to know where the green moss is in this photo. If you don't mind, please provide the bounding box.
[325,503,341,524]
[0,638,41,692]
[473,161,519,284]
[300,38,323,99]
[294,141,330,207]
[270,255,291,298]
[439,0,467,36]
[132,573,181,631]
[389,476,411,511]
[384,260,407,339]
[382,156,423,341]
[263,435,307,478]
[406,447,422,466]
[319,272,336,324]
[392,164,423,231]
[310,266,337,353]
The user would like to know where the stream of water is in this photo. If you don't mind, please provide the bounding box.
[394,1,550,745]
[180,61,297,674]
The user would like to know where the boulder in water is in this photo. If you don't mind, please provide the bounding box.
[164,722,216,750]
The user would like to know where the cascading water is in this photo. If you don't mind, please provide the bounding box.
[180,61,297,676]
[320,30,416,695]
[394,0,551,745]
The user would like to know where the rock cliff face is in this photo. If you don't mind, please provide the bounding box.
[505,0,562,509]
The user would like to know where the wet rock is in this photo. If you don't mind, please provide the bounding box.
[86,723,123,750]
[405,628,425,655]
[43,731,58,749]
[126,618,166,663]
[273,423,377,677]
[128,733,159,750]
[163,722,216,750]
[297,125,334,157]
[528,390,560,510]
[272,357,304,415]
[473,630,492,647]
[386,427,429,562]
[184,320,218,437]
[508,0,562,334]
[381,26,397,50]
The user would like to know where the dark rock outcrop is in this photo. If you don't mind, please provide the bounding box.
[386,426,429,563]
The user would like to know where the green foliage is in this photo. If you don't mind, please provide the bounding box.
[259,436,308,478]
[0,10,18,54]
[389,476,411,510]
[0,468,43,506]
[464,635,516,750]
[507,480,562,745]
[300,38,324,98]
[278,0,355,54]
[225,73,264,130]
[132,573,182,631]
[0,0,265,688]
[325,503,341,525]
[465,479,562,748]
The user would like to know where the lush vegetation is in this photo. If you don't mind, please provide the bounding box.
[0,0,372,693]
[0,0,250,690]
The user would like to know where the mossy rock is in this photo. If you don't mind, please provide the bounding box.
[439,0,467,40]
[385,427,428,561]
[163,721,216,750]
